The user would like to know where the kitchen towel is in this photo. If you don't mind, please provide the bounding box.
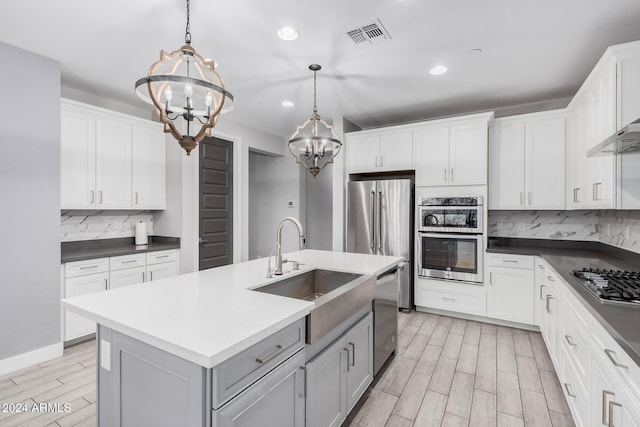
[135,221,148,245]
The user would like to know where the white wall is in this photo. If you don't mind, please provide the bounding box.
[248,152,306,259]
[0,42,61,366]
[154,118,289,272]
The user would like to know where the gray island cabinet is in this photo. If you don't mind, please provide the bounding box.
[61,250,401,427]
[98,318,307,427]
[97,310,374,427]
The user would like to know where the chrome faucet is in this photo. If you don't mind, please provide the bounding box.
[273,217,306,275]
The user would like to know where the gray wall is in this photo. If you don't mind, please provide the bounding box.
[305,164,333,250]
[0,41,61,359]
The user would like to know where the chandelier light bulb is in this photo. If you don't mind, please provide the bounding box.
[205,93,213,107]
[184,84,193,98]
[164,86,173,102]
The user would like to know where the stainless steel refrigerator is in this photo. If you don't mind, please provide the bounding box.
[346,179,413,310]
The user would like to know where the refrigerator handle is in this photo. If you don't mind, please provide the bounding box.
[378,189,383,252]
[416,235,422,272]
[370,190,376,252]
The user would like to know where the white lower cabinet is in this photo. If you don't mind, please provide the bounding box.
[486,254,534,324]
[64,270,108,340]
[306,312,373,427]
[63,249,179,341]
[415,277,486,316]
[534,256,640,427]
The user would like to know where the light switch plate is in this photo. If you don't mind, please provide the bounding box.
[100,339,111,371]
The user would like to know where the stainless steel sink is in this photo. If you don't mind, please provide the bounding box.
[253,269,376,344]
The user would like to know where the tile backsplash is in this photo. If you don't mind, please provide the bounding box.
[61,211,153,242]
[488,210,600,241]
[599,210,640,254]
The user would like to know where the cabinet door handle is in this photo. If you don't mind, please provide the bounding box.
[298,366,307,399]
[256,344,285,364]
[608,400,622,427]
[539,284,545,300]
[450,168,454,182]
[564,334,577,347]
[149,271,153,281]
[142,272,145,282]
[344,347,351,372]
[595,182,602,201]
[564,382,576,398]
[349,342,355,367]
[380,155,384,167]
[98,190,103,204]
[104,278,108,288]
[444,168,447,182]
[602,390,615,425]
[489,272,493,285]
[135,192,139,204]
[528,192,532,206]
[592,183,597,201]
[90,190,95,204]
[546,275,555,282]
[520,192,524,206]
[604,349,629,370]
[545,295,553,314]
[375,156,378,167]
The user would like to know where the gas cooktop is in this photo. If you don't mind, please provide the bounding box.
[573,268,640,305]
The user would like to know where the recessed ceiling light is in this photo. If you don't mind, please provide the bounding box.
[281,100,295,107]
[430,65,448,76]
[469,48,482,55]
[277,27,299,41]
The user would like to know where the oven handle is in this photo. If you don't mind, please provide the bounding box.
[418,232,483,240]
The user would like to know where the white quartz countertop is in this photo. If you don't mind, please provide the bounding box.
[61,250,402,368]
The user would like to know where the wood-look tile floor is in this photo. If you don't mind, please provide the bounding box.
[346,311,576,427]
[0,340,96,427]
[0,311,574,427]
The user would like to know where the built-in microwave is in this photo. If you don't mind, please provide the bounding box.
[417,232,483,283]
[418,196,483,233]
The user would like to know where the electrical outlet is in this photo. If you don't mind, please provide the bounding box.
[288,200,295,208]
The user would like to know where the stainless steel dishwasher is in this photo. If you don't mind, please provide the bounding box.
[374,265,400,375]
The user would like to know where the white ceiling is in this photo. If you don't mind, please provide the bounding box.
[2,0,640,138]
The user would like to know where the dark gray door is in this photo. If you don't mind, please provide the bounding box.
[199,137,233,270]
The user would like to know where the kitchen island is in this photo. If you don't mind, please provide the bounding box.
[62,249,401,427]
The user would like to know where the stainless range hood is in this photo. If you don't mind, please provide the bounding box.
[587,118,640,156]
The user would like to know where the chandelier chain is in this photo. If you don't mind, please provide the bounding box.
[185,0,192,44]
[313,69,318,113]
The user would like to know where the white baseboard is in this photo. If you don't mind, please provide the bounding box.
[0,342,63,376]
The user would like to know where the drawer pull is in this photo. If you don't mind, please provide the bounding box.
[546,275,555,282]
[564,335,577,347]
[79,265,99,270]
[442,297,456,302]
[155,255,170,259]
[299,366,307,399]
[122,259,137,264]
[608,400,622,427]
[344,347,351,372]
[603,390,615,425]
[502,259,519,264]
[545,295,553,314]
[539,284,545,300]
[563,382,576,398]
[349,342,356,367]
[604,349,628,370]
[256,344,285,364]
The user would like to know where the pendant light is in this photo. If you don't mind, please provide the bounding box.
[135,0,234,155]
[288,64,342,177]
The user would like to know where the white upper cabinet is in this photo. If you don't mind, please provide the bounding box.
[132,123,166,209]
[415,113,492,186]
[414,126,449,186]
[566,41,640,209]
[489,111,565,210]
[346,130,413,173]
[60,104,97,209]
[96,115,132,209]
[61,99,166,210]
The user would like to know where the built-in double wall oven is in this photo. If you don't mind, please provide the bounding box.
[417,196,484,284]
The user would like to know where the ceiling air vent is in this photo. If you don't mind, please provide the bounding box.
[346,19,391,45]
